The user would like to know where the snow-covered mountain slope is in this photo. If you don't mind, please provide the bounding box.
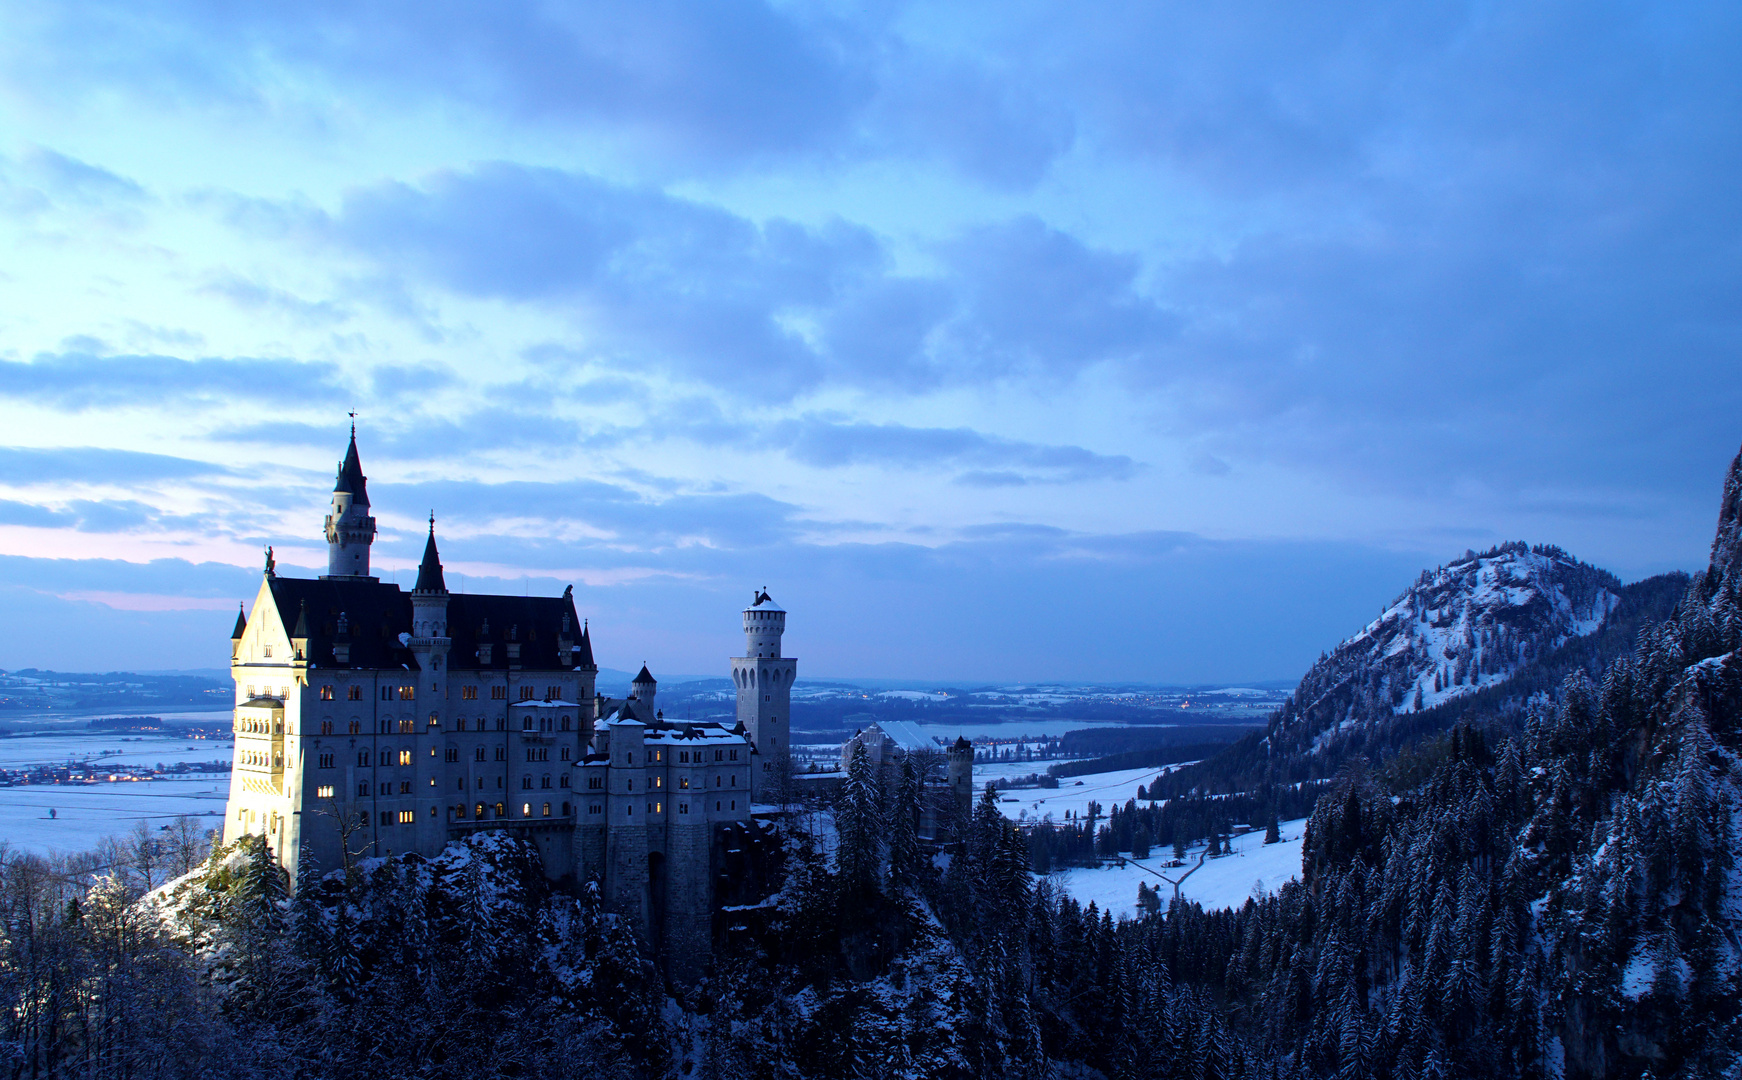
[1272,542,1622,756]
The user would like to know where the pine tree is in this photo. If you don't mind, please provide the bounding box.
[888,755,922,891]
[836,742,884,895]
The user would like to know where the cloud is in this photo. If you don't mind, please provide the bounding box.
[0,351,349,410]
[25,147,147,205]
[772,417,1137,484]
[200,273,351,326]
[386,478,806,554]
[0,446,230,485]
[9,1,876,168]
[293,164,1177,397]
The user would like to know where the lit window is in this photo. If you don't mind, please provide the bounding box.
[398,750,412,766]
[462,686,477,701]
[320,685,334,701]
[680,777,689,789]
[316,784,335,798]
[399,686,415,700]
[522,803,531,817]
[542,802,551,817]
[398,810,415,824]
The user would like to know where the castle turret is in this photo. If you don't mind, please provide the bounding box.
[408,517,452,682]
[732,590,794,802]
[630,664,657,720]
[322,426,378,578]
[230,603,247,661]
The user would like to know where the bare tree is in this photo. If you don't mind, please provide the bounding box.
[167,815,213,877]
[126,819,164,892]
[311,797,373,886]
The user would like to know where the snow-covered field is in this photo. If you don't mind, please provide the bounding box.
[1049,819,1308,919]
[0,730,233,770]
[0,777,230,855]
[986,765,1183,823]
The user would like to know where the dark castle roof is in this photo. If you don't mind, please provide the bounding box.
[334,432,369,506]
[576,624,595,669]
[413,524,446,594]
[634,664,655,685]
[263,576,587,672]
[232,603,247,639]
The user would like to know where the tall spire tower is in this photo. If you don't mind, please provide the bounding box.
[322,422,377,579]
[732,589,794,802]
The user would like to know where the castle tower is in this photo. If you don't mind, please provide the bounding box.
[947,736,975,820]
[323,426,377,578]
[631,665,657,720]
[732,590,795,802]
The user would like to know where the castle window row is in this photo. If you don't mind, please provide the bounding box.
[451,801,569,820]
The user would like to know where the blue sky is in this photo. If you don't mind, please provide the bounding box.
[0,0,1736,680]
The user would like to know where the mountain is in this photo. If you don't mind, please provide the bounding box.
[1152,542,1688,801]
[1277,542,1621,751]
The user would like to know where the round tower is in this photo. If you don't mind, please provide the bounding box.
[743,589,785,658]
[732,590,795,802]
[323,425,377,579]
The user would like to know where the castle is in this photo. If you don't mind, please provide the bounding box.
[222,430,792,979]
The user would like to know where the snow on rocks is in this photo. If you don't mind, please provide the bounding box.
[1271,542,1620,759]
